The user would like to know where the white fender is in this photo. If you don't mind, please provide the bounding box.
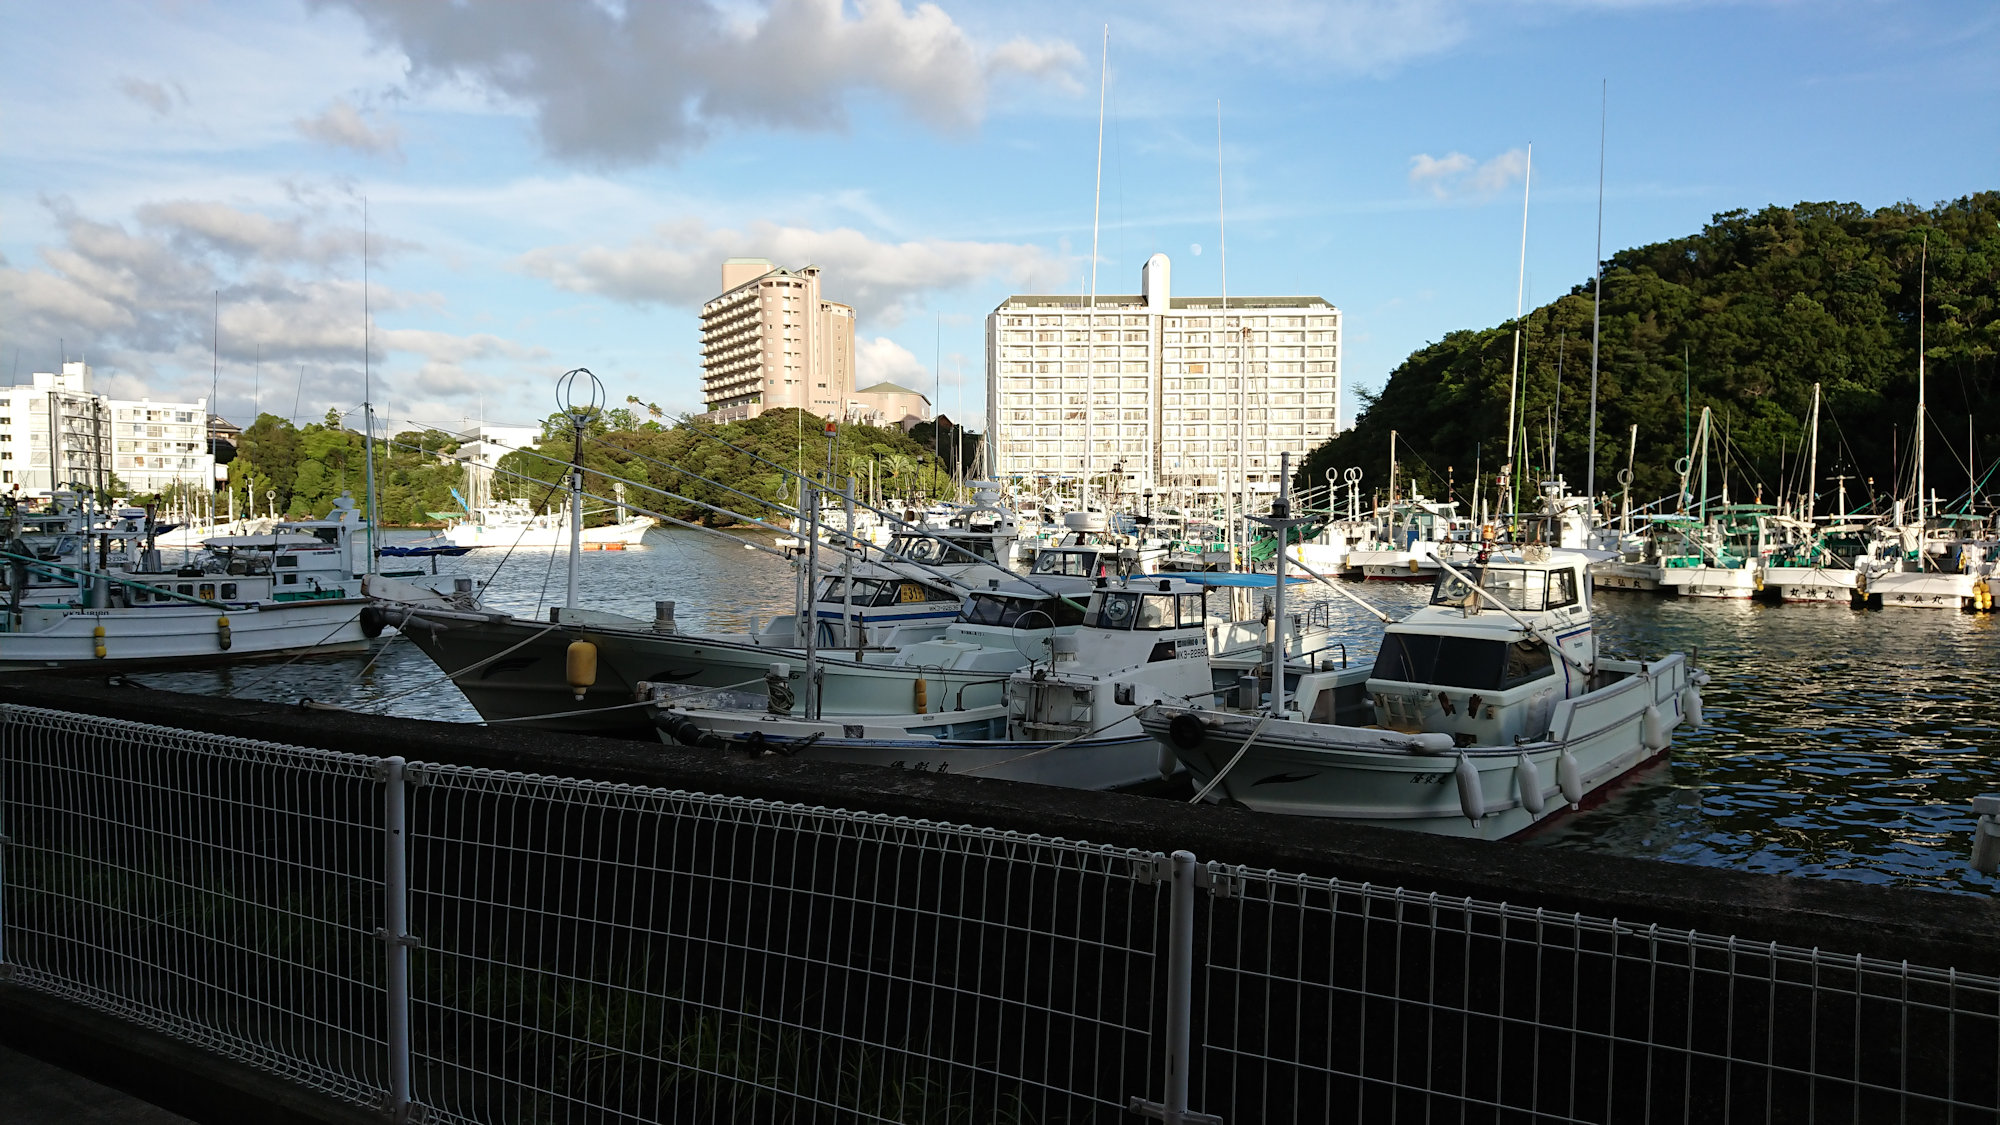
[1455,753,1485,824]
[1680,685,1704,729]
[1515,753,1545,816]
[1642,703,1670,752]
[1156,740,1179,782]
[1557,749,1584,809]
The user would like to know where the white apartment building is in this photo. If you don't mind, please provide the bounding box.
[0,362,213,500]
[984,253,1340,497]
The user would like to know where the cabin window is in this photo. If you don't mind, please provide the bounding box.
[276,556,298,568]
[1546,569,1578,609]
[1086,592,1178,631]
[1504,641,1554,688]
[1432,566,1548,612]
[1372,633,1510,691]
[1176,593,1206,625]
[283,574,297,585]
[220,583,237,600]
[134,589,150,603]
[958,594,1087,628]
[177,584,194,596]
[198,584,216,600]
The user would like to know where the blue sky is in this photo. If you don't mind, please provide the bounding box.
[2,0,1994,440]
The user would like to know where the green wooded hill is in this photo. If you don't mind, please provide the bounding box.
[1299,194,2000,511]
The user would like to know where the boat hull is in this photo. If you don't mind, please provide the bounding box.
[443,518,652,549]
[659,705,1164,789]
[1762,566,1857,604]
[1146,656,1691,839]
[1658,566,1758,599]
[1859,571,1992,611]
[0,598,368,670]
[391,610,1020,735]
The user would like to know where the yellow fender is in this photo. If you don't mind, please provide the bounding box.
[93,623,107,660]
[216,615,232,651]
[565,640,597,701]
[913,676,929,714]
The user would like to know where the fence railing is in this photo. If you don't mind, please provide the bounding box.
[2,703,1996,1123]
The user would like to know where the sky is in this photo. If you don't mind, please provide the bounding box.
[2,0,1995,442]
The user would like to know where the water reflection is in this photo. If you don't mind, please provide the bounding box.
[130,534,2000,894]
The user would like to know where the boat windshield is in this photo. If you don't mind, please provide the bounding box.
[958,593,1087,628]
[936,535,999,563]
[1032,550,1103,577]
[1431,566,1579,612]
[1083,590,1191,631]
[816,577,958,608]
[1372,632,1555,691]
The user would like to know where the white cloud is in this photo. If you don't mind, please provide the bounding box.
[1408,148,1529,199]
[520,218,1063,326]
[319,0,1084,164]
[855,336,933,390]
[296,98,402,156]
[0,198,545,423]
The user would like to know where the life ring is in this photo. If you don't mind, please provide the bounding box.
[1168,713,1207,749]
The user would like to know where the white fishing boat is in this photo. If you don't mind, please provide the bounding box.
[442,496,651,549]
[1345,496,1476,581]
[644,574,1342,790]
[1143,545,1704,839]
[1,496,370,669]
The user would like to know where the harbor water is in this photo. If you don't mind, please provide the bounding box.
[131,527,2000,896]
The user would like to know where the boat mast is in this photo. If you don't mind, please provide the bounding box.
[1502,142,1532,519]
[362,200,378,571]
[1586,81,1606,503]
[1915,236,1927,529]
[1083,24,1107,520]
[1218,100,1241,570]
[1805,382,1821,524]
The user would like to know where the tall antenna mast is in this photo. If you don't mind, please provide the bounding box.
[1219,100,1243,562]
[1084,24,1108,516]
[362,198,378,568]
[1586,81,1606,503]
[1915,235,1927,525]
[1502,142,1532,517]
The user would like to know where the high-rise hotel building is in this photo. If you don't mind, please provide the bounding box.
[984,253,1339,496]
[700,259,857,423]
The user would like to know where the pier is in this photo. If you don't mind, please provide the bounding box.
[3,672,1997,1122]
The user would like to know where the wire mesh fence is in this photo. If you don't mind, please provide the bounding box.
[399,766,1171,1123]
[1193,864,2000,1124]
[3,703,1998,1124]
[0,704,389,1108]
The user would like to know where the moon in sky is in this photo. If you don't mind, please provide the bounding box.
[1189,243,1203,256]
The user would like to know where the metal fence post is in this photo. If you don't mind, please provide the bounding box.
[379,756,415,1121]
[1131,850,1221,1124]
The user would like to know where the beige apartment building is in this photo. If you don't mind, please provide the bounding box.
[984,253,1340,497]
[699,259,857,422]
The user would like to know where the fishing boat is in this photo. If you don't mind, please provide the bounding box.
[643,573,1341,790]
[442,496,652,548]
[1142,543,1704,839]
[0,494,370,669]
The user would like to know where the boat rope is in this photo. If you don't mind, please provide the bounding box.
[478,697,659,725]
[215,604,371,698]
[957,702,1162,777]
[326,619,562,712]
[1189,712,1274,805]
